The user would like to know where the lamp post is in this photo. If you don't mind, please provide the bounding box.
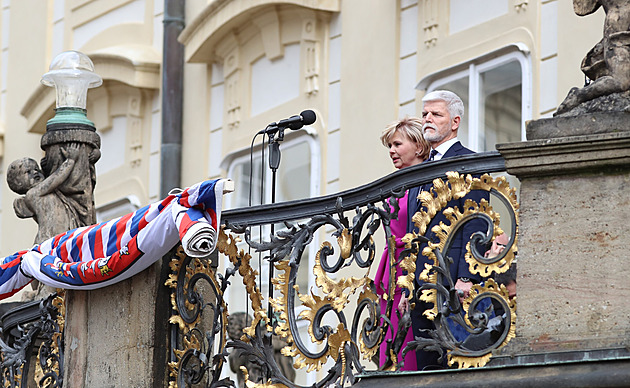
[39,50,102,228]
[38,50,103,388]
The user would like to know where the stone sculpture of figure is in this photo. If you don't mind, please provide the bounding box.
[39,139,101,229]
[7,138,99,300]
[7,143,83,244]
[227,312,295,388]
[556,0,630,114]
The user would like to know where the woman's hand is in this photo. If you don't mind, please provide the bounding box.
[397,296,409,313]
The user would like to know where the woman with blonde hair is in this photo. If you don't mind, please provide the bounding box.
[374,116,429,370]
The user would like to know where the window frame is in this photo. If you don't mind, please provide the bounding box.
[423,48,532,151]
[224,133,321,209]
[221,132,321,324]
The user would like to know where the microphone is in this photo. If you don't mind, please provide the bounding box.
[259,110,317,134]
[277,109,316,130]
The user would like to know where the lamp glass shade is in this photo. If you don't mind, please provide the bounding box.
[41,51,102,109]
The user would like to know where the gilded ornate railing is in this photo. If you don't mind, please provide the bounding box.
[0,292,64,388]
[167,151,520,387]
[0,152,518,387]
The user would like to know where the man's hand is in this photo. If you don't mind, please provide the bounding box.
[455,279,473,303]
[397,296,409,313]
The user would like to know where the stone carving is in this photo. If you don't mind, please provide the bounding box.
[7,127,100,300]
[39,132,101,233]
[556,0,630,115]
[7,140,100,245]
[8,143,78,244]
[227,312,295,387]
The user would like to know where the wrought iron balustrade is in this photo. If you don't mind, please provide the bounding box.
[0,152,518,388]
[167,151,520,387]
[0,292,64,388]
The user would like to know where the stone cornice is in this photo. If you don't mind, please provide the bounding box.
[497,130,630,178]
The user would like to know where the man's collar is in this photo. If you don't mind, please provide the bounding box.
[432,138,459,159]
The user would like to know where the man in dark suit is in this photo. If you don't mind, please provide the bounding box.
[404,90,489,370]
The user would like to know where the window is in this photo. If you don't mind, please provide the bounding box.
[422,49,531,151]
[223,134,320,317]
[227,136,317,207]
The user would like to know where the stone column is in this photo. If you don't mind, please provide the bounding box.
[496,113,630,356]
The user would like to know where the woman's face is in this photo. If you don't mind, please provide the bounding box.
[387,130,423,169]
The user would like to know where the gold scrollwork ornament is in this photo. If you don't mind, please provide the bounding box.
[406,173,519,368]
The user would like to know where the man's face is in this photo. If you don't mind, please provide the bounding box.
[421,100,459,147]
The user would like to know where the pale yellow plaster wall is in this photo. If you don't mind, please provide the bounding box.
[338,0,400,190]
[1,1,51,255]
[180,2,332,195]
[181,62,211,184]
[417,2,537,80]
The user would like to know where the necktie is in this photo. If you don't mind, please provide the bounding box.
[428,149,438,161]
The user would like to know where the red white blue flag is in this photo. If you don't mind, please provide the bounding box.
[0,179,226,300]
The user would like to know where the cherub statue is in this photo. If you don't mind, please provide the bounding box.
[7,143,82,244]
[556,0,630,115]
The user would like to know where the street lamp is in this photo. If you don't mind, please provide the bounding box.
[41,50,102,127]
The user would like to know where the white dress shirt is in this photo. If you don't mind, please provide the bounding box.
[430,138,459,161]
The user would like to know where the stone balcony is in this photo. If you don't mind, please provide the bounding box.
[2,139,630,387]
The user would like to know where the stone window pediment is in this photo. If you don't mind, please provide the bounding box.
[20,47,159,135]
[180,2,337,132]
[179,0,340,63]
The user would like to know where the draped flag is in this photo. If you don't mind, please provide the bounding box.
[0,179,226,300]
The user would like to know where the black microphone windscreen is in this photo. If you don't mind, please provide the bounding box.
[300,110,316,125]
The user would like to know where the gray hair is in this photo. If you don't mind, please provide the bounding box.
[422,90,464,119]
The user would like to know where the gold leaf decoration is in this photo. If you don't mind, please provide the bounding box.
[449,352,493,369]
[269,241,368,373]
[357,286,381,360]
[396,233,417,306]
[405,172,519,368]
[337,228,352,259]
[448,279,517,369]
[166,235,228,387]
[219,228,269,339]
[462,279,516,341]
[328,323,352,362]
[313,241,366,309]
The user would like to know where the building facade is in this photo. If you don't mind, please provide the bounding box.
[0,0,607,384]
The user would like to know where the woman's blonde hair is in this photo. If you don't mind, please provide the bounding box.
[380,116,430,161]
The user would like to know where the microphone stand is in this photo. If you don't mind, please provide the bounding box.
[265,123,284,329]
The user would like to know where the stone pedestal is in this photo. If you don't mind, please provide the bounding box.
[496,115,630,356]
[63,262,169,388]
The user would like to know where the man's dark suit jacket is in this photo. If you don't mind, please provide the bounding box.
[406,141,489,370]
